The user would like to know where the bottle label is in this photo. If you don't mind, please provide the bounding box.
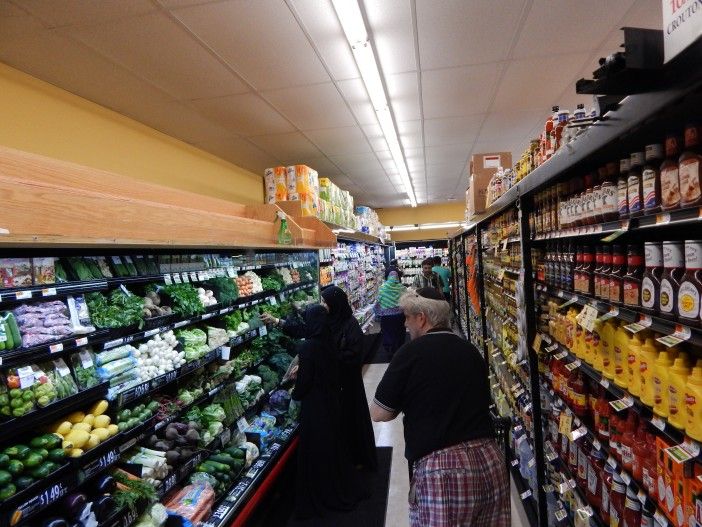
[645,243,664,267]
[623,280,640,306]
[680,159,701,204]
[660,278,674,313]
[678,280,700,319]
[602,184,618,214]
[610,280,622,302]
[654,375,664,405]
[664,242,685,267]
[602,481,611,513]
[621,444,634,466]
[642,168,659,210]
[611,506,620,527]
[685,242,702,269]
[578,449,588,479]
[618,180,629,216]
[587,466,598,494]
[573,392,587,407]
[628,175,642,213]
[641,276,656,309]
[661,166,681,208]
[614,346,625,374]
[631,152,645,166]
[669,386,680,416]
[642,467,653,494]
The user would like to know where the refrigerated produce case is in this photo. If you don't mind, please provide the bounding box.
[450,40,702,527]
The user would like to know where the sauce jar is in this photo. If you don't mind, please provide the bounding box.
[623,244,644,307]
[623,486,642,527]
[600,245,612,300]
[628,152,645,218]
[594,245,604,297]
[618,158,631,219]
[677,240,702,326]
[609,245,626,305]
[659,241,685,320]
[587,447,606,511]
[609,472,627,527]
[642,143,664,215]
[641,242,663,314]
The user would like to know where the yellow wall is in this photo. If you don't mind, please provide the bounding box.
[377,202,465,242]
[0,62,263,204]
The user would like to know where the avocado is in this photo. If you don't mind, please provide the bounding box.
[13,476,34,490]
[0,470,11,486]
[6,460,23,476]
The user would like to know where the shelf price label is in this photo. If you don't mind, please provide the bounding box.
[172,273,182,284]
[577,305,599,332]
[531,334,542,352]
[609,396,635,412]
[41,287,57,297]
[657,325,692,348]
[118,380,151,406]
[565,359,582,372]
[164,274,173,285]
[83,447,120,479]
[558,413,573,435]
[598,306,619,322]
[624,315,653,334]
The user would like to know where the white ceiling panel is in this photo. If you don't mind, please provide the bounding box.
[491,53,591,113]
[13,0,156,28]
[425,144,470,167]
[336,78,378,125]
[360,123,391,152]
[248,132,324,164]
[196,137,280,173]
[478,110,546,143]
[263,82,356,130]
[304,126,372,156]
[422,63,502,119]
[363,0,416,75]
[512,0,635,60]
[288,0,359,81]
[304,157,344,176]
[404,148,425,171]
[192,93,296,136]
[397,120,423,150]
[423,115,484,147]
[426,163,460,181]
[328,152,383,173]
[65,12,250,101]
[386,71,421,122]
[416,0,528,69]
[169,0,330,91]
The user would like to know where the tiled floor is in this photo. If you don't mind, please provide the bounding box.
[362,362,530,527]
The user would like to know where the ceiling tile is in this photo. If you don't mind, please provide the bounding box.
[512,0,635,60]
[288,0,359,81]
[620,0,662,28]
[336,78,377,125]
[386,71,420,122]
[360,123,390,152]
[477,110,546,143]
[397,120,423,150]
[363,0,416,75]
[195,137,279,174]
[247,132,324,164]
[328,152,383,173]
[65,12,250,101]
[491,53,591,113]
[192,93,296,136]
[425,144,470,167]
[423,115,484,147]
[263,82,356,130]
[14,0,156,28]
[170,0,330,90]
[422,63,501,119]
[416,0,527,69]
[304,126,372,156]
[426,163,461,181]
[303,157,343,176]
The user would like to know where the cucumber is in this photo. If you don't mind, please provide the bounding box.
[4,445,30,459]
[29,463,51,479]
[224,447,246,460]
[0,454,10,468]
[7,314,20,349]
[48,449,66,463]
[202,460,230,473]
[23,453,44,468]
[0,484,16,501]
[208,454,238,468]
[14,476,34,490]
[6,460,23,476]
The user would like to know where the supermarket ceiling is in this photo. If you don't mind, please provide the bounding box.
[0,0,662,208]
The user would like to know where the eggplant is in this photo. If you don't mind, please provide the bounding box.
[62,493,87,519]
[95,474,116,495]
[93,495,115,521]
[41,518,70,527]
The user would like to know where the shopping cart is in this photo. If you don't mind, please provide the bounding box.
[491,413,512,477]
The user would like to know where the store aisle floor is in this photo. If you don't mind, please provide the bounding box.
[362,363,530,527]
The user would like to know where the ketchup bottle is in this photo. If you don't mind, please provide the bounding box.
[609,472,627,527]
[587,448,606,512]
[619,411,638,473]
[610,414,622,461]
[601,463,615,524]
[569,371,589,416]
[623,486,642,527]
[631,420,648,483]
[641,433,658,501]
[577,438,591,490]
[595,390,611,442]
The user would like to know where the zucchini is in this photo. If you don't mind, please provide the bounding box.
[6,314,20,350]
[4,445,30,459]
[14,476,34,490]
[224,447,246,460]
[48,449,66,463]
[29,463,51,479]
[208,454,238,468]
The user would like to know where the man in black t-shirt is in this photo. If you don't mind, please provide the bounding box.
[371,288,509,527]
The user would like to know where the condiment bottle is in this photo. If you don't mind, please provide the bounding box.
[601,318,617,379]
[574,245,583,293]
[684,365,702,441]
[582,245,595,296]
[623,486,642,527]
[591,320,604,372]
[653,350,674,417]
[661,134,682,211]
[618,158,631,219]
[602,162,620,222]
[677,240,702,326]
[642,432,658,500]
[613,322,631,388]
[623,244,644,307]
[601,463,615,524]
[610,245,625,304]
[631,420,648,482]
[641,242,664,314]
[628,151,646,218]
[627,331,644,397]
[679,123,702,208]
[587,447,606,512]
[667,356,691,429]
[569,370,588,416]
[639,335,661,407]
[594,245,604,297]
[577,437,591,490]
[600,245,612,300]
[595,388,611,441]
[620,411,638,472]
[659,241,685,320]
[609,472,627,527]
[610,413,622,460]
[642,143,664,214]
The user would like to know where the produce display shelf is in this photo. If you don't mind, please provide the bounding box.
[0,328,112,368]
[547,387,674,525]
[537,332,687,451]
[0,381,109,445]
[506,446,540,527]
[536,283,702,348]
[0,280,109,305]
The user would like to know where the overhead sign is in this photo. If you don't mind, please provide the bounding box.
[663,0,702,62]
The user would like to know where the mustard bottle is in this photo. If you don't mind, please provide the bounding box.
[626,331,644,397]
[565,308,578,350]
[600,319,617,379]
[668,357,691,429]
[613,323,631,388]
[591,320,604,372]
[653,350,674,417]
[684,366,702,441]
[639,335,661,407]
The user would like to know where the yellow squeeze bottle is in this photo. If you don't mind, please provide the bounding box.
[653,350,674,417]
[626,332,644,397]
[613,323,630,388]
[591,320,603,372]
[639,336,661,407]
[565,308,578,350]
[668,357,691,429]
[600,319,617,379]
[685,366,702,441]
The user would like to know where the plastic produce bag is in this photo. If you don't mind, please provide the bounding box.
[164,479,215,524]
[96,356,137,380]
[95,345,134,366]
[44,358,79,399]
[70,348,101,389]
[67,295,96,335]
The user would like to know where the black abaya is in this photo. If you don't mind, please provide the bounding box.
[291,305,364,518]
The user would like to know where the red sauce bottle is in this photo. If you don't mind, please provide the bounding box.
[577,437,591,490]
[660,134,682,211]
[610,414,622,461]
[609,245,625,304]
[583,245,595,296]
[574,245,583,293]
[619,411,638,473]
[641,432,658,500]
[601,463,615,524]
[595,390,611,442]
[623,244,644,307]
[569,371,589,416]
[609,472,627,527]
[600,245,612,301]
[587,447,606,511]
[594,245,604,298]
[631,420,648,483]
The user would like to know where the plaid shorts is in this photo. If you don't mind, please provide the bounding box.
[409,439,510,527]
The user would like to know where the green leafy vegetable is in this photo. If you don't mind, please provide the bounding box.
[87,289,145,329]
[161,284,204,317]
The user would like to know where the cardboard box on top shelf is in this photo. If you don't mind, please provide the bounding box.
[465,174,488,218]
[469,152,512,178]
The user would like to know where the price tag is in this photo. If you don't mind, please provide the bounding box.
[15,290,32,300]
[570,426,587,442]
[546,450,558,462]
[41,287,57,297]
[657,325,692,347]
[226,267,236,277]
[219,428,232,447]
[654,509,670,527]
[258,326,268,337]
[49,342,64,353]
[665,442,699,464]
[557,296,579,310]
[592,438,601,450]
[497,268,506,281]
[651,416,667,431]
[565,359,582,372]
[684,439,701,457]
[598,306,619,322]
[555,509,568,522]
[510,459,519,467]
[160,472,177,496]
[545,343,559,353]
[609,396,635,412]
[190,272,198,282]
[220,346,231,361]
[164,274,173,285]
[104,338,124,350]
[527,458,536,468]
[83,447,120,478]
[269,296,277,306]
[74,336,88,347]
[656,213,671,225]
[520,490,532,500]
[601,220,630,242]
[554,351,568,360]
[202,313,214,320]
[174,320,189,329]
[173,273,182,284]
[559,413,573,435]
[600,378,610,388]
[119,437,138,452]
[181,272,190,283]
[532,334,543,352]
[577,305,599,332]
[34,479,70,509]
[144,328,160,338]
[637,489,647,503]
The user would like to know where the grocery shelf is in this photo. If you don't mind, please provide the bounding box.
[506,446,540,527]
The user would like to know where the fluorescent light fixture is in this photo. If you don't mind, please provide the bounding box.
[332,0,417,208]
[389,224,418,232]
[419,222,462,230]
[331,228,356,234]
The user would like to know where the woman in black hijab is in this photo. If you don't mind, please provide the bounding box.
[292,304,364,518]
[320,286,378,471]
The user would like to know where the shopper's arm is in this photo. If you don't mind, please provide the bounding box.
[370,400,398,422]
[372,348,411,421]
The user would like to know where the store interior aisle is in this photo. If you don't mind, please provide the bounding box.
[362,362,530,527]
